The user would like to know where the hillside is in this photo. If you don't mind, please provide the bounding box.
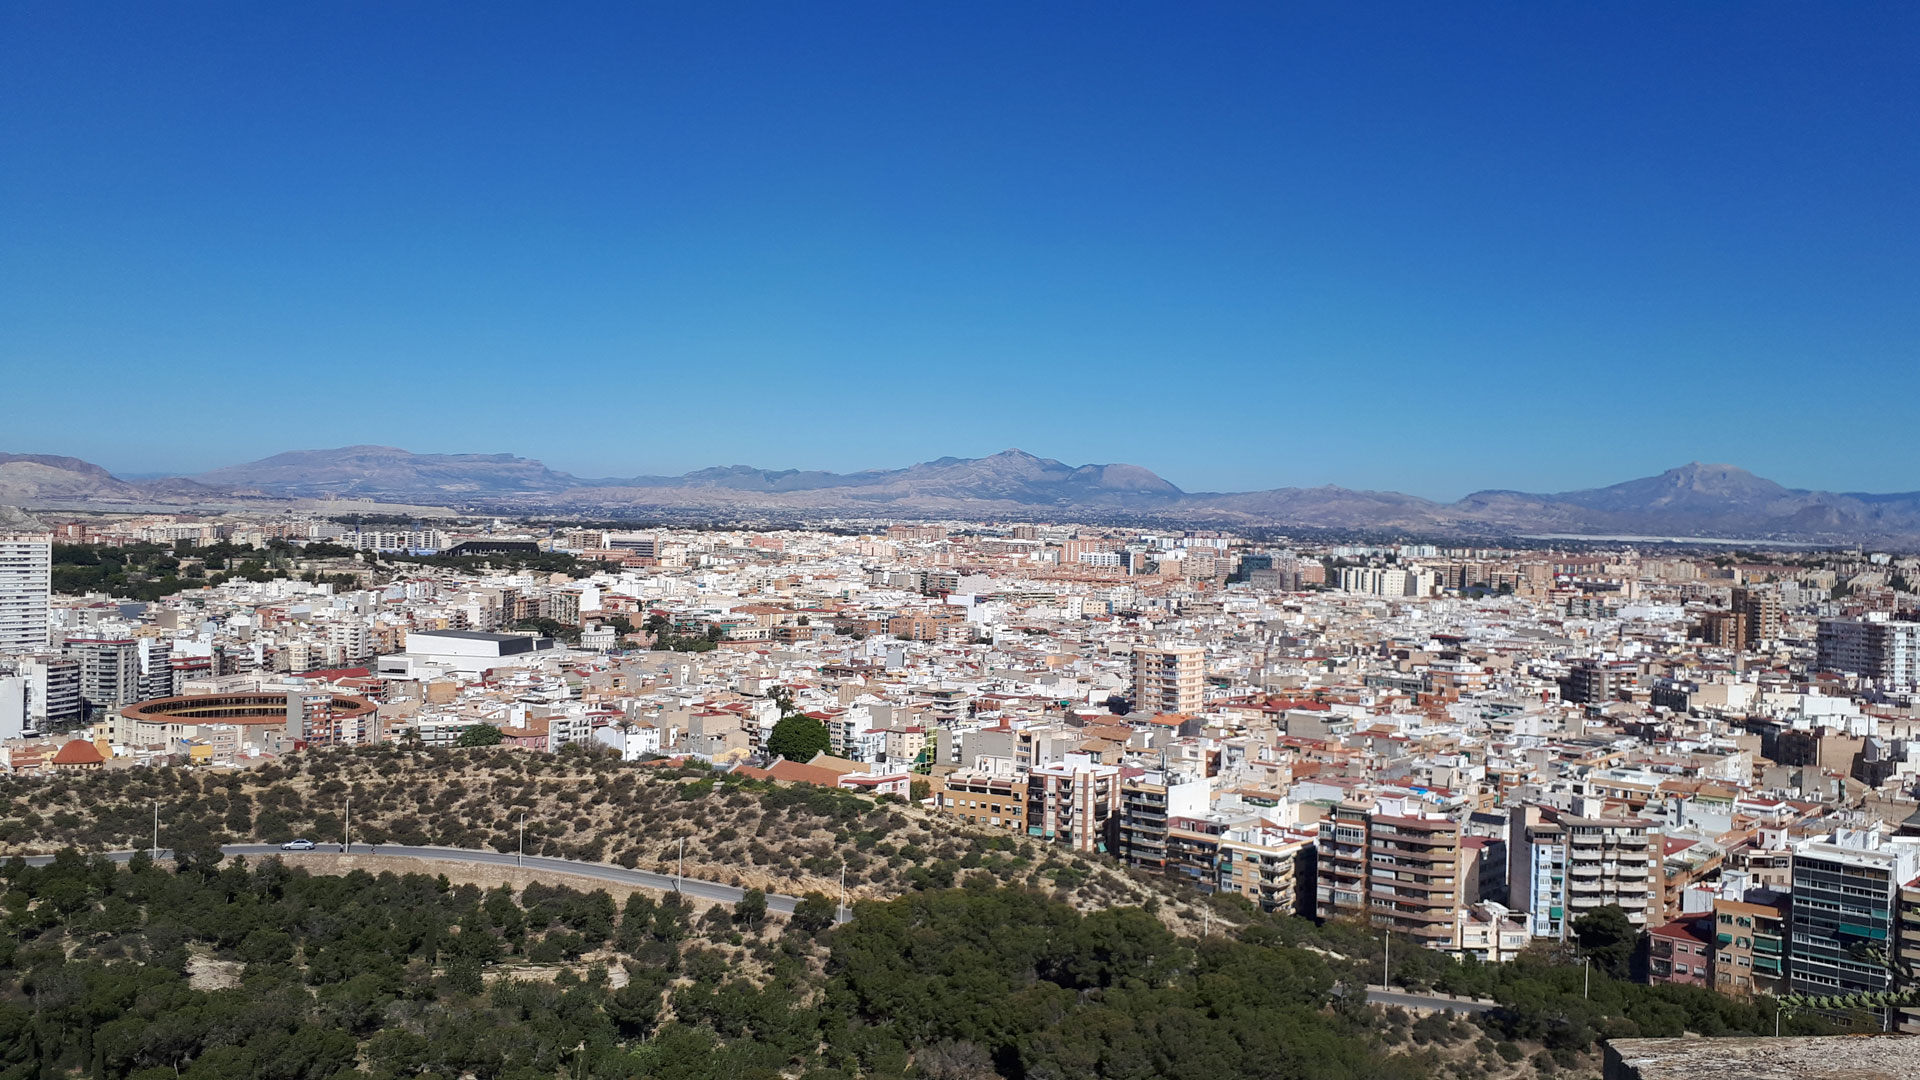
[0,744,1839,1080]
[191,445,581,499]
[0,743,1185,921]
[0,454,148,503]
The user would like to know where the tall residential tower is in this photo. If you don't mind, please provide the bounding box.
[0,529,52,654]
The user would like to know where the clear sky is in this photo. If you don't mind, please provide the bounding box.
[2,4,1915,499]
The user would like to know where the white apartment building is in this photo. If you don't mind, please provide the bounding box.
[341,529,447,553]
[1338,565,1439,598]
[1509,803,1658,937]
[1508,807,1569,940]
[1818,616,1920,692]
[326,619,374,663]
[0,531,52,654]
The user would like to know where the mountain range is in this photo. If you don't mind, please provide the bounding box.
[5,445,1919,546]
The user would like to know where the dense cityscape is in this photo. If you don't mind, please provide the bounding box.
[8,4,1918,1078]
[6,505,1920,1053]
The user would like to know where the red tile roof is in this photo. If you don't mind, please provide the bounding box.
[52,740,105,766]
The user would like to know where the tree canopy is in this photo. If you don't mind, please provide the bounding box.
[1572,904,1638,980]
[766,715,829,762]
[456,723,504,748]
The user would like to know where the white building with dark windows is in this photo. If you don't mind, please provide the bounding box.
[1818,616,1920,693]
[0,529,52,654]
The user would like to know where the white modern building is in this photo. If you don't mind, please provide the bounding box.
[377,629,559,677]
[0,530,52,654]
[1819,616,1920,693]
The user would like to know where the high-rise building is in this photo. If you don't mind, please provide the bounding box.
[1508,804,1659,937]
[1316,802,1465,949]
[1508,805,1569,940]
[1818,617,1920,692]
[136,638,173,701]
[1563,811,1659,928]
[1026,756,1121,853]
[1117,771,1209,873]
[1730,586,1781,648]
[1701,587,1785,650]
[62,637,140,720]
[1560,659,1632,705]
[1788,829,1920,1028]
[1133,644,1204,715]
[0,530,52,654]
[3,653,82,728]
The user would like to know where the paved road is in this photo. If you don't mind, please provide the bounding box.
[1366,987,1498,1014]
[20,844,837,919]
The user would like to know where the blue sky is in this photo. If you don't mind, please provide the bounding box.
[2,4,1915,499]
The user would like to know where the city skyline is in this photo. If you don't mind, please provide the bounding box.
[4,5,1918,496]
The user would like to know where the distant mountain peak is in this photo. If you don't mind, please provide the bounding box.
[6,447,1918,546]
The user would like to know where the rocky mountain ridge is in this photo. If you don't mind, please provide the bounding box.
[4,446,1918,546]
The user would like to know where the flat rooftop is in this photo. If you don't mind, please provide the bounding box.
[1605,1036,1920,1080]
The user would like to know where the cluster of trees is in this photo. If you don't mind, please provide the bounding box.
[1311,902,1841,1068]
[507,617,583,644]
[0,745,1185,948]
[0,846,808,1079]
[455,724,505,748]
[0,848,1481,1080]
[51,541,365,602]
[10,846,1818,1080]
[765,687,831,762]
[52,542,201,601]
[0,742,1857,1079]
[372,550,596,579]
[641,613,723,652]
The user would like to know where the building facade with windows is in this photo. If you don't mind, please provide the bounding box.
[1132,644,1203,715]
[1788,830,1920,1027]
[0,530,51,654]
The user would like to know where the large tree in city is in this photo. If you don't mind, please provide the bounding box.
[1573,903,1639,980]
[456,723,504,748]
[766,714,830,761]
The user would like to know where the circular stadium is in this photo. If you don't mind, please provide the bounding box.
[120,692,377,728]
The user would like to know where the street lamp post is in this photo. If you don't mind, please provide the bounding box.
[344,795,351,853]
[151,801,158,860]
[1583,956,1591,999]
[518,813,526,868]
[1383,930,1391,989]
[839,858,847,924]
[678,836,686,891]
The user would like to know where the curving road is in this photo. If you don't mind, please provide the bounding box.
[1366,986,1497,1014]
[20,843,845,920]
